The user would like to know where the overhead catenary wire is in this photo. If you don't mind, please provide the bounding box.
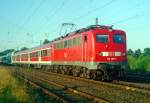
[69,0,116,22]
[5,0,150,51]
[37,0,67,38]
[112,10,150,25]
[20,0,46,30]
[68,0,150,27]
[41,0,66,30]
[39,0,115,38]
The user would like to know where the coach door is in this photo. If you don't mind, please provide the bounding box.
[83,35,87,62]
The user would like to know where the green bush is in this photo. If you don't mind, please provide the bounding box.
[127,55,150,73]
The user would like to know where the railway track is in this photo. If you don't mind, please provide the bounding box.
[12,68,150,103]
[13,69,109,103]
[17,75,69,103]
[40,70,150,94]
[127,72,150,82]
[27,68,150,93]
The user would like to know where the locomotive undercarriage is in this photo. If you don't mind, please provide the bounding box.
[35,63,126,81]
[18,62,126,81]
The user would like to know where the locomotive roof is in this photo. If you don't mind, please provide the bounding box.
[14,25,114,55]
[50,25,113,42]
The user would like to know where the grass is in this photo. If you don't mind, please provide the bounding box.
[0,66,32,103]
[0,66,56,103]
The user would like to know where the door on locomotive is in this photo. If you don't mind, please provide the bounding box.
[82,35,87,62]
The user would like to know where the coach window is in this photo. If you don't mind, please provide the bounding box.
[96,34,108,43]
[41,50,47,57]
[47,49,50,56]
[41,51,43,56]
[37,52,38,57]
[41,51,43,57]
[45,50,48,56]
[30,53,32,58]
[39,51,41,57]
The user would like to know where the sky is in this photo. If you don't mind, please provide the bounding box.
[0,0,150,52]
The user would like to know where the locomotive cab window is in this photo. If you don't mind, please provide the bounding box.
[113,34,124,43]
[96,34,108,43]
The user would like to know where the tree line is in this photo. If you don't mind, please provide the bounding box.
[127,48,150,73]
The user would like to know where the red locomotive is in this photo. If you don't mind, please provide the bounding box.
[12,25,127,81]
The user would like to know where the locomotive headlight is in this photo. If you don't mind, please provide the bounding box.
[122,52,126,56]
[99,52,103,56]
[99,52,109,56]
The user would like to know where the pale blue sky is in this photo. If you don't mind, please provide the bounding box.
[0,0,150,52]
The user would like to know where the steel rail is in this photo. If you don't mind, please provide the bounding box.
[39,70,150,95]
[17,73,69,103]
[16,70,109,103]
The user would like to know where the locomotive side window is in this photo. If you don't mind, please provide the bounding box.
[61,42,64,48]
[78,36,82,45]
[55,36,82,49]
[68,39,71,47]
[73,38,76,46]
[113,34,124,43]
[96,34,108,43]
[64,41,67,48]
[72,36,82,46]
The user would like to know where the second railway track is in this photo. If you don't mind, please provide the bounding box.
[12,67,150,103]
[13,68,109,103]
[38,69,150,94]
[8,65,150,103]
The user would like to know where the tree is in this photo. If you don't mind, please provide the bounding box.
[0,49,14,56]
[127,49,134,56]
[134,49,141,58]
[43,39,49,44]
[20,47,28,51]
[143,48,150,56]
